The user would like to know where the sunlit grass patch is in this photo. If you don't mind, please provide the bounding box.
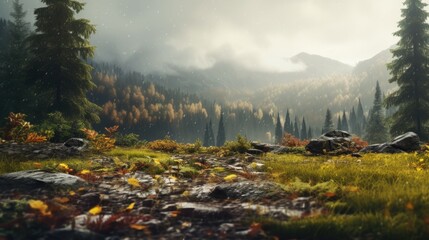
[107,148,171,161]
[263,153,429,239]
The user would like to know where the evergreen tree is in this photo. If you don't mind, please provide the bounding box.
[203,123,209,147]
[208,119,215,146]
[293,116,300,139]
[308,126,313,139]
[385,0,429,139]
[300,117,308,140]
[275,113,283,143]
[337,116,342,130]
[366,81,389,143]
[216,113,226,146]
[349,107,357,134]
[0,0,31,117]
[341,110,349,132]
[356,99,366,136]
[27,0,101,124]
[322,109,334,134]
[284,109,293,134]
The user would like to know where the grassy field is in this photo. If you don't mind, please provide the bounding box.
[263,152,429,240]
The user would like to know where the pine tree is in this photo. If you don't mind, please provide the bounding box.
[356,99,366,136]
[275,113,283,143]
[308,127,313,139]
[284,109,292,134]
[216,113,226,146]
[341,110,349,132]
[385,0,429,140]
[300,117,308,140]
[0,0,31,117]
[27,0,101,124]
[293,116,300,139]
[322,109,334,134]
[203,123,209,147]
[349,107,357,134]
[208,119,215,146]
[337,116,342,130]
[366,81,389,143]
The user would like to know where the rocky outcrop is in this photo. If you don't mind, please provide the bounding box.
[305,130,352,155]
[0,170,88,190]
[0,138,89,159]
[360,132,420,154]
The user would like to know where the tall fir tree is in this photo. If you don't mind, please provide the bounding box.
[293,116,300,139]
[322,109,334,134]
[366,81,389,143]
[275,113,283,143]
[337,116,342,130]
[356,99,366,136]
[27,0,101,124]
[208,119,215,146]
[385,0,429,140]
[300,117,308,140]
[341,110,349,132]
[0,0,31,118]
[349,107,357,134]
[284,109,293,134]
[216,113,226,146]
[307,126,313,139]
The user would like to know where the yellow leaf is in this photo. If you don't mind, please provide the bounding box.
[28,200,51,216]
[126,202,135,210]
[325,192,336,198]
[88,205,102,215]
[58,163,69,171]
[54,197,70,204]
[170,210,180,217]
[127,177,141,187]
[130,224,146,230]
[154,159,161,166]
[417,167,424,172]
[224,174,238,182]
[33,162,42,168]
[80,169,91,175]
[420,158,425,162]
[69,191,76,196]
[345,186,359,193]
[182,191,190,197]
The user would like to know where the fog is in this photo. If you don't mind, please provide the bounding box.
[0,0,405,73]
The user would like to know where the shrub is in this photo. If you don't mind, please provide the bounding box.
[351,136,369,151]
[2,112,48,143]
[36,112,85,142]
[281,133,309,147]
[179,139,202,154]
[224,135,251,153]
[147,138,179,152]
[81,127,117,152]
[115,133,143,147]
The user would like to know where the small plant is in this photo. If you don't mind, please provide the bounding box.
[179,139,202,153]
[36,112,86,142]
[147,138,179,152]
[81,126,117,152]
[350,136,369,151]
[281,133,309,147]
[224,135,251,153]
[25,133,48,143]
[3,112,32,142]
[115,133,143,147]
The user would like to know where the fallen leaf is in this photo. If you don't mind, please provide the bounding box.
[127,178,141,187]
[248,222,262,237]
[69,191,76,196]
[126,202,135,210]
[54,197,70,204]
[58,163,69,171]
[28,200,51,216]
[33,162,42,168]
[130,224,146,230]
[88,205,102,215]
[325,192,336,198]
[224,174,238,182]
[170,210,180,217]
[406,202,414,211]
[181,221,192,228]
[345,186,359,192]
[80,169,91,175]
[182,191,190,197]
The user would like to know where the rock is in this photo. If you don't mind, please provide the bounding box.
[271,146,290,154]
[0,170,87,190]
[391,132,420,152]
[43,228,105,240]
[360,132,420,154]
[246,149,264,155]
[251,142,282,153]
[63,138,89,151]
[192,181,287,201]
[306,130,352,155]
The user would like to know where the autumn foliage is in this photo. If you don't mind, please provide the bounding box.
[281,133,309,147]
[2,112,48,143]
[81,126,118,152]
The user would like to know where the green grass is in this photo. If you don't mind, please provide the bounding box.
[263,152,429,239]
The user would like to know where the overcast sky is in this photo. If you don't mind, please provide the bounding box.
[1,0,407,73]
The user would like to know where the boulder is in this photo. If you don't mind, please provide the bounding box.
[360,132,420,154]
[0,170,87,190]
[63,138,89,151]
[305,130,352,155]
[246,149,264,155]
[251,142,282,153]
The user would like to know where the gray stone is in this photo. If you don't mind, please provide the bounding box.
[0,170,87,190]
[391,132,420,152]
[323,130,352,138]
[63,138,89,151]
[246,149,264,155]
[306,133,352,155]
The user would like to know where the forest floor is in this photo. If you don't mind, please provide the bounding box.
[1,147,429,239]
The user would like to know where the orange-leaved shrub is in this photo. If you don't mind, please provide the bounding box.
[351,136,369,151]
[81,126,118,152]
[3,112,48,143]
[281,133,309,147]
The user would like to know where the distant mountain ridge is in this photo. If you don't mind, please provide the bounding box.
[291,52,353,76]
